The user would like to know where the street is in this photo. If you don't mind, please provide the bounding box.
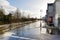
[0,20,60,40]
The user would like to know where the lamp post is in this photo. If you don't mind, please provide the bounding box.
[40,10,42,33]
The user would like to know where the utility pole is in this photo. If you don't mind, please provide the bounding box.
[40,10,42,33]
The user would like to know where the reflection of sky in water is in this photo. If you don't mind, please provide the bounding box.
[11,21,41,37]
[0,21,48,40]
[0,21,40,40]
[0,21,60,40]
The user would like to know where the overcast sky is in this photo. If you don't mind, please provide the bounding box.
[0,0,55,18]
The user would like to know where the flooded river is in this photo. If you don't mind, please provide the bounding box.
[0,21,60,40]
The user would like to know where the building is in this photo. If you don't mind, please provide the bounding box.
[55,0,60,27]
[45,3,55,25]
[46,0,60,27]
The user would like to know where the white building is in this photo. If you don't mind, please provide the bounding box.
[55,0,60,27]
[46,3,55,25]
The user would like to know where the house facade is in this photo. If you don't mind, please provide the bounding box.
[45,3,55,26]
[55,0,60,27]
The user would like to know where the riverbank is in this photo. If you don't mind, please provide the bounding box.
[0,20,37,34]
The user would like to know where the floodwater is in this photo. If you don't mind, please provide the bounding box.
[0,21,60,40]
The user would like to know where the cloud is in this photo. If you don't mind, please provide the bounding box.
[47,0,55,3]
[24,0,55,18]
[25,0,48,18]
[0,0,16,15]
[0,0,55,17]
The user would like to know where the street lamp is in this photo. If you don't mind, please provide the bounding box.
[40,10,42,33]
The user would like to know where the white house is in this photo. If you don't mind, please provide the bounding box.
[46,3,55,26]
[55,0,60,27]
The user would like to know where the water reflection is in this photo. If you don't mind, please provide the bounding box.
[0,21,40,40]
[0,21,60,40]
[11,21,41,39]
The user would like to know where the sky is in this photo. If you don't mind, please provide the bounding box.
[0,0,55,18]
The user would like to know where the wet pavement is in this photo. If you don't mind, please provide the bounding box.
[0,21,60,40]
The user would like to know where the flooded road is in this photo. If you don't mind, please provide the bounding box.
[0,21,60,40]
